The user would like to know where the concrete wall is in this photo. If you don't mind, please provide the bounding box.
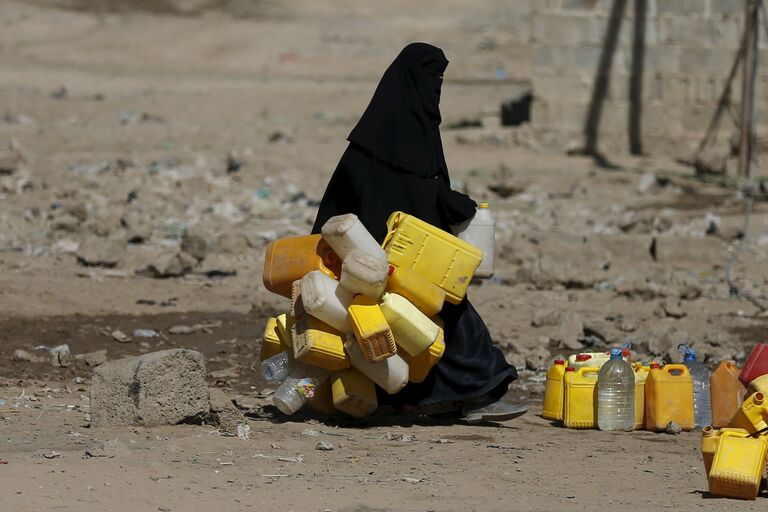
[530,0,759,155]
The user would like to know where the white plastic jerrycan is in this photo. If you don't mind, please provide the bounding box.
[453,202,494,278]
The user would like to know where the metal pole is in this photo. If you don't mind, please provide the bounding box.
[739,0,758,178]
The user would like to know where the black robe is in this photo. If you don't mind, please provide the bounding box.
[311,43,516,406]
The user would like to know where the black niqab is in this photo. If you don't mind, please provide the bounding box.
[311,43,517,409]
[348,42,449,180]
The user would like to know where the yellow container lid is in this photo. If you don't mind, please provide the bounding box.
[478,202,489,209]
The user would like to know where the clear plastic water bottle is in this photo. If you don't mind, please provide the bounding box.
[679,344,711,428]
[597,347,635,431]
[261,351,294,384]
[272,365,329,415]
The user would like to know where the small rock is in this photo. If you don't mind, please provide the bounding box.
[665,421,682,435]
[315,440,335,451]
[121,211,153,243]
[525,346,551,372]
[637,173,657,194]
[82,349,108,367]
[83,439,130,459]
[302,429,321,437]
[140,251,195,278]
[43,451,61,459]
[48,344,71,367]
[181,233,207,262]
[13,349,44,363]
[551,312,584,351]
[661,298,686,319]
[531,309,561,327]
[208,388,247,436]
[77,236,125,268]
[111,330,131,343]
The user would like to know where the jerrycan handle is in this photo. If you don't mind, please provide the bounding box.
[663,363,690,376]
[382,211,405,249]
[577,367,600,379]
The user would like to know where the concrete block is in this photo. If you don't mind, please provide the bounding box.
[652,236,727,266]
[710,0,743,14]
[208,388,246,436]
[644,46,683,74]
[90,349,210,427]
[657,0,709,15]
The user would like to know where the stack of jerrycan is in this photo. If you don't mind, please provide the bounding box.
[698,343,768,500]
[260,210,486,418]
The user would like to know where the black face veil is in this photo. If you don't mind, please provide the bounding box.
[347,42,449,180]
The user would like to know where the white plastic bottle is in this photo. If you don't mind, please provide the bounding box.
[679,344,711,428]
[453,202,495,278]
[320,213,387,262]
[344,334,409,394]
[300,270,354,332]
[597,348,635,431]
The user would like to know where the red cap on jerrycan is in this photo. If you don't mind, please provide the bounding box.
[554,359,565,366]
[650,363,661,369]
[565,367,576,372]
[575,354,591,362]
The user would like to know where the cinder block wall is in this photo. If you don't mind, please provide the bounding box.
[531,0,756,155]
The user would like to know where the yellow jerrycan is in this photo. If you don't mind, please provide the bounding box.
[729,392,768,435]
[382,211,482,304]
[263,234,341,298]
[563,366,599,429]
[700,426,748,475]
[633,363,651,430]
[708,429,768,500]
[261,317,285,361]
[291,315,351,372]
[400,327,445,383]
[542,359,567,421]
[331,368,378,418]
[746,373,768,397]
[347,295,397,362]
[379,292,440,356]
[567,352,611,369]
[645,363,695,432]
[306,380,336,416]
[274,314,294,351]
[386,265,446,317]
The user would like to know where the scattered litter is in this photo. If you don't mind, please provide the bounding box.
[665,421,682,435]
[35,344,71,367]
[218,461,234,466]
[236,423,251,440]
[316,440,335,451]
[0,458,8,464]
[259,474,288,478]
[277,455,304,463]
[0,400,5,406]
[43,451,61,459]
[168,322,220,335]
[111,330,131,343]
[385,432,416,442]
[149,474,173,481]
[133,329,160,338]
[402,477,423,484]
[301,429,321,437]
[430,438,453,444]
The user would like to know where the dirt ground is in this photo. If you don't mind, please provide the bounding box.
[2,1,768,511]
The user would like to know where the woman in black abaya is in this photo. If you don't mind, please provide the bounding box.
[312,43,525,423]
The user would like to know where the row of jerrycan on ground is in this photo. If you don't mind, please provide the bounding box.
[698,343,768,500]
[258,207,493,418]
[542,346,704,432]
